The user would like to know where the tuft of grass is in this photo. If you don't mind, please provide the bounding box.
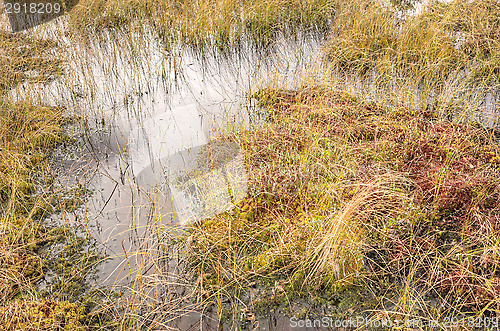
[301,174,411,289]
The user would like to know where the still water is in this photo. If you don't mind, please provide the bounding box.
[10,23,325,315]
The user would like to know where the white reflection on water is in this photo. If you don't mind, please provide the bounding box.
[128,103,248,224]
[8,26,323,286]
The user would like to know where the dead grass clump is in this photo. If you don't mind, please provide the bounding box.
[301,175,412,289]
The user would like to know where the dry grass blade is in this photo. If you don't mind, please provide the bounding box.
[303,174,412,288]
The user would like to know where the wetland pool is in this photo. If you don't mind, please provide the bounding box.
[9,22,327,328]
[6,13,500,328]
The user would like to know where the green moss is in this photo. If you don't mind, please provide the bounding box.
[0,300,87,330]
[0,41,103,325]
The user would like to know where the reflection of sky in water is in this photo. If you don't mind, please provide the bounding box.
[128,103,248,224]
[7,28,323,285]
[165,142,248,224]
[128,103,208,187]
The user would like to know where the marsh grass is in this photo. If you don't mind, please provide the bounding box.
[301,174,412,289]
[183,85,500,323]
[324,0,500,118]
[0,28,111,329]
[0,300,86,330]
[0,100,102,327]
[0,32,62,91]
[0,33,66,305]
[67,0,337,48]
[3,0,500,328]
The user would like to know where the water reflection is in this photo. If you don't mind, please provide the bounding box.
[11,28,322,289]
[128,103,248,224]
[166,140,247,224]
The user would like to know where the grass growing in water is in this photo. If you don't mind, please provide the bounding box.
[68,0,337,48]
[325,0,500,115]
